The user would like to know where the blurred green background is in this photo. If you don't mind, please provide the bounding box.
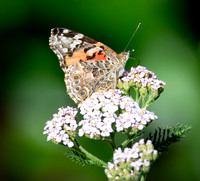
[1,0,199,180]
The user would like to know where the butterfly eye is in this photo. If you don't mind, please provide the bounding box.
[74,75,79,79]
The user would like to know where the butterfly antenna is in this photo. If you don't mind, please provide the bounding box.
[124,23,141,52]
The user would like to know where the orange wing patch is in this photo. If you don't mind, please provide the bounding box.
[65,47,108,67]
[94,42,118,57]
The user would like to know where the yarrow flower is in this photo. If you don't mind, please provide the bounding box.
[118,66,166,108]
[105,139,158,181]
[78,89,157,139]
[119,66,166,90]
[45,29,191,181]
[43,107,78,147]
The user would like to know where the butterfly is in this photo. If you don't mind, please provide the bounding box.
[49,28,129,104]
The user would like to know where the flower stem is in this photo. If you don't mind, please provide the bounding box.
[78,145,107,168]
[142,97,145,108]
[121,139,129,148]
[135,87,140,103]
[110,132,116,150]
[140,174,146,181]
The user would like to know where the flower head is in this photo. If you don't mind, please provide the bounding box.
[43,107,78,147]
[118,66,166,107]
[120,66,166,90]
[78,89,157,139]
[105,139,158,180]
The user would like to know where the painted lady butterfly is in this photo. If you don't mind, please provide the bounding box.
[49,28,129,104]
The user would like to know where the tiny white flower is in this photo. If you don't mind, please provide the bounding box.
[120,66,166,90]
[139,139,145,144]
[67,141,74,148]
[43,106,78,148]
[108,162,114,170]
[138,125,144,130]
[78,88,158,139]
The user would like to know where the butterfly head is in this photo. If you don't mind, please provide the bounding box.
[118,51,130,67]
[116,51,130,78]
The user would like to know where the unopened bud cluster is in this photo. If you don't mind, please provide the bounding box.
[105,139,158,181]
[118,66,166,107]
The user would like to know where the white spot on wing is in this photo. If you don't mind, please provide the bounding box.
[62,48,68,53]
[52,42,58,45]
[61,37,70,44]
[87,47,101,55]
[74,34,84,39]
[51,36,57,43]
[61,37,67,41]
[70,40,82,49]
[62,37,73,44]
[63,29,69,33]
[70,43,76,49]
[73,40,82,44]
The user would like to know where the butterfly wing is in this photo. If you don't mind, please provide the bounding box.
[49,28,123,103]
[65,60,117,103]
[49,28,118,68]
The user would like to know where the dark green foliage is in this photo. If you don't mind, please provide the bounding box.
[145,123,192,152]
[64,148,103,167]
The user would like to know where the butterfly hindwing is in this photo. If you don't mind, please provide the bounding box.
[65,60,117,103]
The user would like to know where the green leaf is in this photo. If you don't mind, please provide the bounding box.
[145,123,192,153]
[64,148,104,167]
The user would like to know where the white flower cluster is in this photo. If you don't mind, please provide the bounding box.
[105,139,158,180]
[78,89,157,139]
[43,107,78,147]
[121,66,166,90]
[116,96,158,132]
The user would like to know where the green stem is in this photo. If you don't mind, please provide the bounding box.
[141,96,145,108]
[121,139,130,148]
[144,96,154,108]
[135,91,139,103]
[79,145,107,168]
[110,132,116,150]
[135,89,140,103]
[144,90,158,108]
[140,174,146,181]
